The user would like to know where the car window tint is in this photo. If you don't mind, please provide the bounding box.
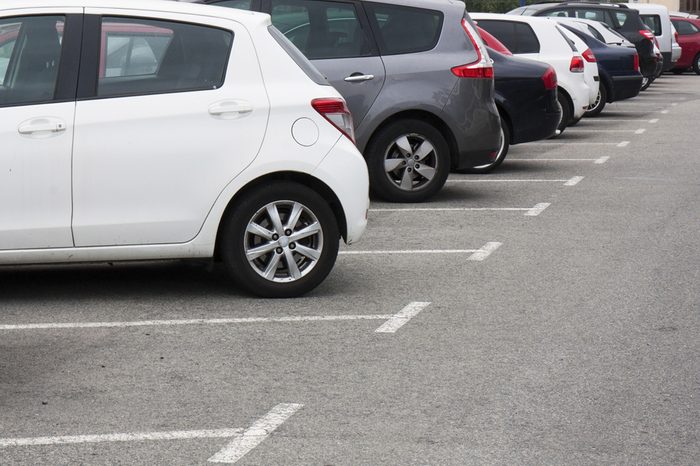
[641,14,662,35]
[587,25,605,42]
[615,12,630,28]
[476,20,540,54]
[97,17,232,98]
[270,0,372,59]
[574,9,605,22]
[0,16,65,107]
[212,0,253,9]
[673,20,699,35]
[367,3,443,55]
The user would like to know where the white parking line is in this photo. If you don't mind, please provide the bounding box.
[567,129,644,133]
[510,156,608,164]
[0,314,396,331]
[661,109,670,114]
[588,119,657,123]
[524,142,625,146]
[467,241,502,261]
[208,403,303,464]
[340,241,503,261]
[447,176,583,186]
[370,203,550,216]
[0,428,243,448]
[649,119,659,123]
[635,128,646,134]
[375,302,431,333]
[617,141,630,147]
[525,203,551,216]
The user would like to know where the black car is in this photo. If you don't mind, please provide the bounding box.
[468,47,561,173]
[510,2,657,81]
[559,23,642,116]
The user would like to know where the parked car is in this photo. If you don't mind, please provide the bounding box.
[0,0,370,298]
[671,16,700,73]
[510,2,658,83]
[626,2,676,71]
[552,20,642,116]
[477,47,561,171]
[200,0,501,203]
[472,13,594,132]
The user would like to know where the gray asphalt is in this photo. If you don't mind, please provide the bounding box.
[1,74,699,465]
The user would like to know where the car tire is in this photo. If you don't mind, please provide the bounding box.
[465,116,509,174]
[556,91,571,134]
[219,182,339,298]
[585,85,607,117]
[694,54,700,75]
[640,76,652,91]
[367,119,450,203]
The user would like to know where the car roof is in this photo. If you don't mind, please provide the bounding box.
[472,12,556,25]
[0,0,270,24]
[529,2,632,10]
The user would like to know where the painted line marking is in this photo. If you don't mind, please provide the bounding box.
[595,156,610,164]
[208,403,303,464]
[341,248,476,255]
[448,176,583,186]
[564,176,584,186]
[0,315,396,331]
[649,119,659,123]
[523,142,625,146]
[617,141,630,148]
[510,157,607,164]
[567,129,642,133]
[583,118,657,123]
[525,203,551,217]
[671,102,678,106]
[370,204,550,215]
[0,428,243,448]
[661,109,669,114]
[634,128,646,134]
[467,241,502,261]
[375,302,431,333]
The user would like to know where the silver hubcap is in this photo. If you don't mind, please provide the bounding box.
[244,200,323,283]
[384,133,437,191]
[588,90,602,111]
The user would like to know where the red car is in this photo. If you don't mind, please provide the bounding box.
[671,17,700,74]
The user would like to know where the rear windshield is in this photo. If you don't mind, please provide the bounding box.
[641,14,662,36]
[476,20,540,54]
[365,3,443,55]
[268,25,328,85]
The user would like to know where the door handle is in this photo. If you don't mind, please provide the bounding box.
[17,117,66,135]
[208,100,253,119]
[344,73,375,83]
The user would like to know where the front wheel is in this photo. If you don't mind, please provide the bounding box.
[585,85,607,117]
[367,119,450,203]
[465,116,510,174]
[220,182,339,298]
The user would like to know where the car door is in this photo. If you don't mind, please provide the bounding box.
[267,0,384,126]
[0,11,81,250]
[71,10,269,247]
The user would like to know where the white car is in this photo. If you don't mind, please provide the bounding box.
[548,16,636,49]
[472,13,597,130]
[0,0,369,298]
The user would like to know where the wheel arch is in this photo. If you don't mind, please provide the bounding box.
[213,172,348,260]
[557,85,574,116]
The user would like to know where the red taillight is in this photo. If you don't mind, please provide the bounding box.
[453,18,494,79]
[569,55,585,72]
[633,52,640,72]
[541,66,557,90]
[582,48,596,63]
[639,29,655,41]
[311,98,355,143]
[674,31,679,43]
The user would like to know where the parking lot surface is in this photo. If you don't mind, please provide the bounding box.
[1,74,699,465]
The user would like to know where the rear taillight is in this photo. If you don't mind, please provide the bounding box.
[452,18,494,79]
[569,55,585,72]
[542,66,557,90]
[582,48,596,63]
[633,52,640,72]
[674,31,679,43]
[311,98,355,143]
[639,29,655,41]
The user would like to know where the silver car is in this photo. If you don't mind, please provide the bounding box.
[199,0,501,202]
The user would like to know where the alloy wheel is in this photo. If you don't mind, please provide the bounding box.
[383,133,438,191]
[244,200,323,283]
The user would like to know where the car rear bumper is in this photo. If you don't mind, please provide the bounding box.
[610,74,643,101]
[511,90,561,144]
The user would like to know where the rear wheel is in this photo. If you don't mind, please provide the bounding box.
[640,76,652,91]
[694,54,700,75]
[465,116,509,174]
[585,85,607,117]
[220,182,339,298]
[367,119,450,203]
[556,91,572,134]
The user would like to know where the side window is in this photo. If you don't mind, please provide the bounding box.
[476,20,539,54]
[366,3,443,55]
[212,0,253,9]
[574,9,605,22]
[270,0,372,60]
[641,15,662,36]
[587,25,605,42]
[0,15,65,106]
[97,17,233,98]
[673,20,699,35]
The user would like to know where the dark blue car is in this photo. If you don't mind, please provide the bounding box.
[559,23,643,116]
